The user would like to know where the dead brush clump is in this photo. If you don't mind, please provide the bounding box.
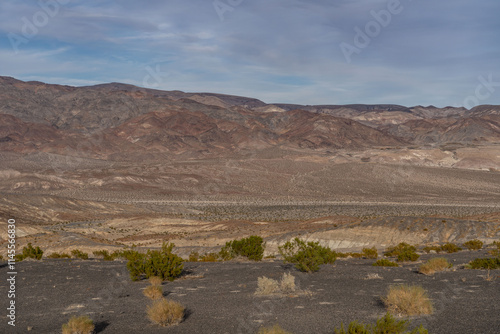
[147,298,185,327]
[255,272,307,296]
[384,285,433,316]
[61,315,94,334]
[256,276,280,295]
[419,257,452,275]
[143,285,163,300]
[149,276,163,286]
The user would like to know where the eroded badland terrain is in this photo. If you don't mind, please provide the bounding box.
[0,77,500,333]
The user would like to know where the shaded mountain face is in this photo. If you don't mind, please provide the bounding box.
[381,117,500,144]
[0,76,499,159]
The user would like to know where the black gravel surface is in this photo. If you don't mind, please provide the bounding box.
[1,250,499,334]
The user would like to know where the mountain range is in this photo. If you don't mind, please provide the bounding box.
[0,76,499,161]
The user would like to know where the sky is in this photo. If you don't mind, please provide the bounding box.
[0,0,499,108]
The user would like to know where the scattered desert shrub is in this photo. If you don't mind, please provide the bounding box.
[93,249,117,261]
[489,241,500,257]
[149,276,163,286]
[279,238,336,272]
[384,243,419,262]
[463,239,483,251]
[219,235,265,261]
[489,248,500,257]
[61,315,94,334]
[0,255,3,261]
[147,298,185,327]
[127,242,183,281]
[335,252,349,258]
[255,273,297,295]
[362,247,378,259]
[199,252,219,262]
[422,245,442,254]
[257,324,293,334]
[115,249,142,261]
[440,243,461,253]
[16,243,43,261]
[384,285,433,316]
[335,252,364,258]
[71,249,89,260]
[188,251,199,262]
[143,285,163,300]
[373,259,399,267]
[419,258,452,275]
[334,313,428,334]
[47,252,71,259]
[468,257,500,270]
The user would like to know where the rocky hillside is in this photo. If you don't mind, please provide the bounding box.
[1,76,500,159]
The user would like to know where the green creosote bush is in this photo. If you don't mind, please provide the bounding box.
[362,247,378,259]
[47,252,71,259]
[93,249,117,261]
[127,242,184,281]
[71,249,89,260]
[115,249,141,261]
[15,243,43,261]
[334,313,428,334]
[199,252,219,262]
[188,251,199,262]
[489,248,500,257]
[488,241,500,257]
[463,239,483,251]
[219,235,265,261]
[384,243,419,262]
[422,245,442,254]
[373,258,399,267]
[468,257,500,270]
[278,238,336,273]
[440,243,461,253]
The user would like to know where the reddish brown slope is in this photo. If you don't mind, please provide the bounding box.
[273,110,405,149]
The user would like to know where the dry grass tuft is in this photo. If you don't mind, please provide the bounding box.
[61,315,94,334]
[147,298,185,327]
[384,284,433,316]
[143,285,163,300]
[256,276,281,295]
[364,273,383,280]
[255,273,311,297]
[258,324,293,334]
[279,272,296,293]
[148,276,163,286]
[419,257,452,275]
